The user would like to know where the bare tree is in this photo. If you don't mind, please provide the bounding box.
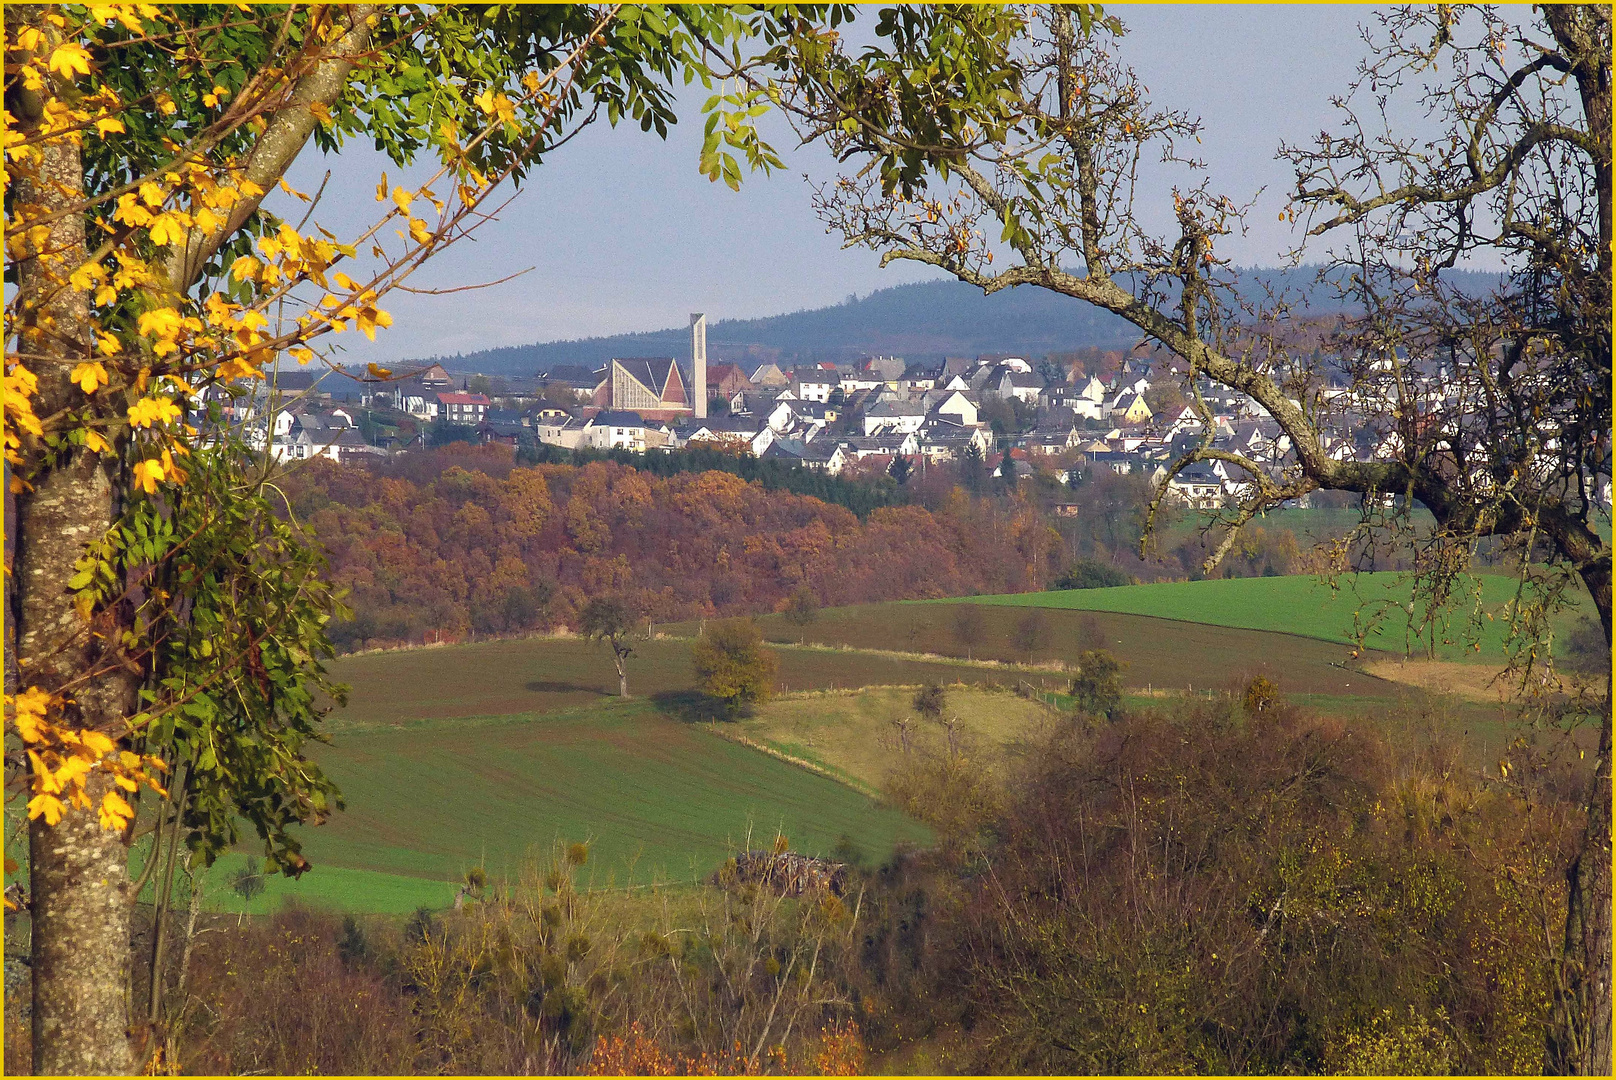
[756,5,1609,1070]
[951,604,986,661]
[580,597,636,698]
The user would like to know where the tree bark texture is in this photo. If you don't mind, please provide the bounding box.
[9,7,141,1070]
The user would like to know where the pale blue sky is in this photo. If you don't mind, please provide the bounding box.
[280,5,1387,365]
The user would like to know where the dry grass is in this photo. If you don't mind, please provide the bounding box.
[1362,659,1516,703]
[726,685,1057,794]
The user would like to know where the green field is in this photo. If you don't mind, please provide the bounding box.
[202,699,927,914]
[937,572,1587,663]
[714,603,1395,699]
[331,635,995,727]
[94,574,1564,917]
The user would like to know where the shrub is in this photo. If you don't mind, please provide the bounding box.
[692,619,778,718]
[1052,557,1132,590]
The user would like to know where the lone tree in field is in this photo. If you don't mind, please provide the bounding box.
[951,604,986,660]
[758,6,1611,1068]
[1069,649,1125,720]
[693,619,779,719]
[1012,609,1050,665]
[2,6,808,1068]
[580,597,637,698]
[782,585,820,644]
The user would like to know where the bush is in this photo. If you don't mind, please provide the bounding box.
[692,619,778,718]
[1068,649,1125,718]
[1052,557,1132,590]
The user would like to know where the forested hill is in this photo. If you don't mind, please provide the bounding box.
[414,265,1505,375]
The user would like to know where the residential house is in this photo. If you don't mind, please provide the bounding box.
[923,388,978,427]
[843,431,919,459]
[747,361,789,389]
[536,415,588,449]
[1165,464,1226,509]
[684,416,776,457]
[583,410,653,452]
[437,391,491,425]
[862,397,929,436]
[918,418,992,464]
[1107,391,1153,426]
[790,371,836,403]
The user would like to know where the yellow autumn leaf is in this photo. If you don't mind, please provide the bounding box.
[94,116,125,136]
[139,180,165,207]
[82,429,111,455]
[136,306,182,339]
[126,395,181,428]
[70,361,109,393]
[27,793,65,826]
[132,457,166,493]
[147,214,187,246]
[366,362,394,379]
[98,791,134,831]
[79,730,115,756]
[47,42,92,79]
[357,306,393,341]
[96,331,122,355]
[408,217,431,244]
[392,186,413,213]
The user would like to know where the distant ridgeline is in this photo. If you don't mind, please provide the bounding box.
[405,265,1505,375]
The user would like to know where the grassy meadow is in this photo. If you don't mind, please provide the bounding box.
[943,571,1588,663]
[724,685,1059,795]
[169,573,1564,917]
[203,698,927,914]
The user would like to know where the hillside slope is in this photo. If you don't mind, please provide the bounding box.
[416,266,1503,374]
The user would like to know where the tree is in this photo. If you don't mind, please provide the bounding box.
[692,619,779,718]
[951,604,986,661]
[956,442,988,494]
[1035,357,1067,387]
[912,682,945,722]
[887,453,914,485]
[1012,609,1049,664]
[580,596,636,698]
[770,6,1610,1068]
[1068,649,1125,719]
[3,6,814,1069]
[782,585,820,644]
[229,857,266,910]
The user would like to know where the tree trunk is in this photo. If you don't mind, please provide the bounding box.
[615,650,629,698]
[29,773,135,1076]
[9,9,142,1070]
[1548,564,1612,1075]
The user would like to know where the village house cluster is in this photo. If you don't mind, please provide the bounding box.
[212,331,1587,512]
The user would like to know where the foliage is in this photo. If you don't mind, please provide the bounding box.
[228,858,265,907]
[912,683,945,722]
[1051,557,1131,590]
[950,604,986,660]
[276,454,1064,652]
[934,699,1574,1074]
[1011,608,1049,662]
[781,585,820,642]
[1068,649,1124,719]
[519,440,908,518]
[579,595,635,697]
[692,619,778,718]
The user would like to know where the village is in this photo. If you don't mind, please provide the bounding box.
[220,312,1488,513]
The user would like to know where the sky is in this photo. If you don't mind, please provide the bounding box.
[277,5,1391,367]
